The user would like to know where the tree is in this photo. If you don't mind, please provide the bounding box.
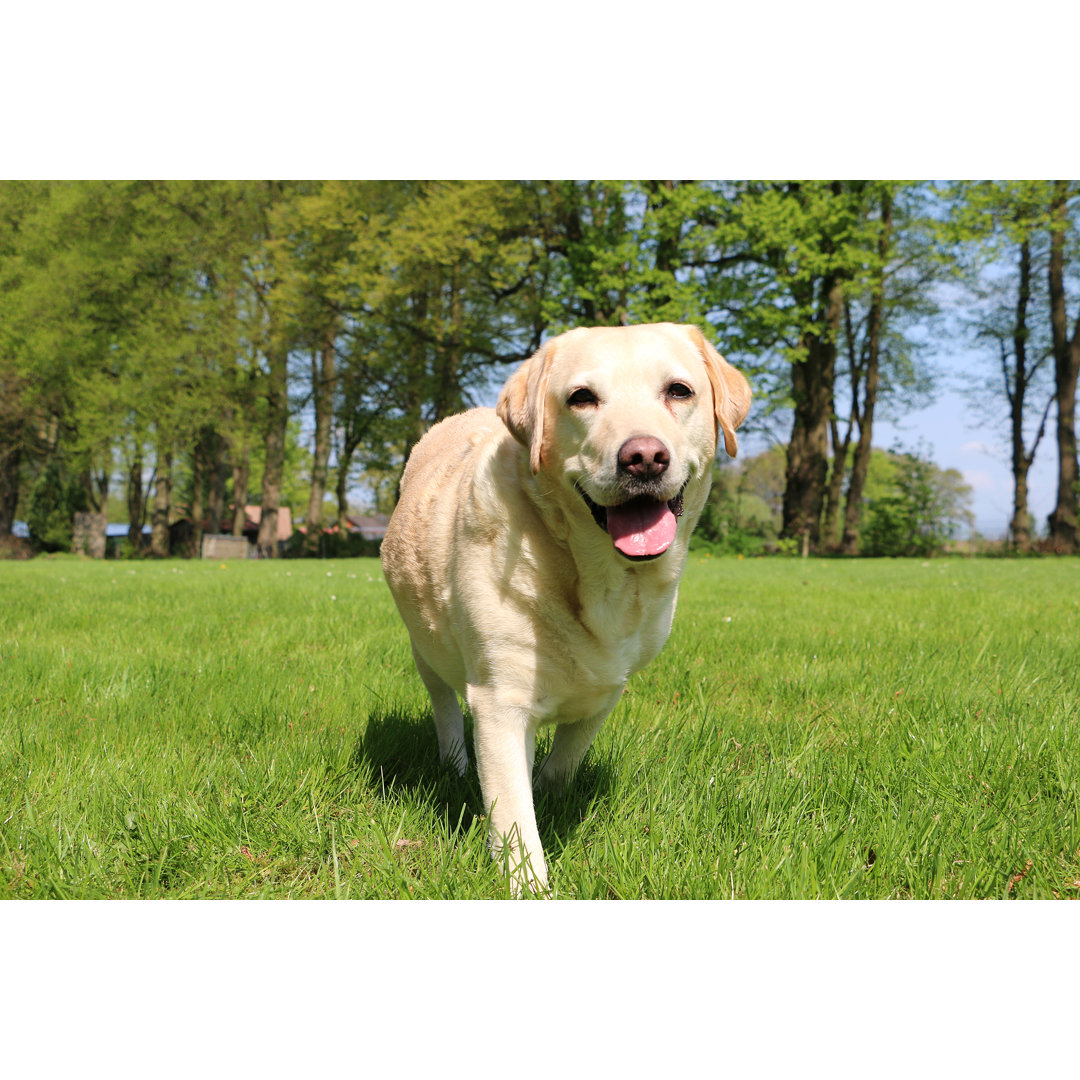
[0,182,39,537]
[3,178,1055,563]
[324,180,547,501]
[687,182,898,552]
[0,181,172,550]
[837,185,894,553]
[695,446,785,554]
[1047,180,1080,553]
[998,231,1054,550]
[945,181,1059,552]
[276,187,347,554]
[0,364,23,536]
[861,446,973,557]
[532,180,636,328]
[158,180,271,551]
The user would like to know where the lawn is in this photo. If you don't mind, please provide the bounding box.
[1,553,1078,899]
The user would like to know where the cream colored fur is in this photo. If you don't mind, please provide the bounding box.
[381,323,751,895]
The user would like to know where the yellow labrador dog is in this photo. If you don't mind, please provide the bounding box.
[381,323,751,894]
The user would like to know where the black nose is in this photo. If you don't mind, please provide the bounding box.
[618,436,670,480]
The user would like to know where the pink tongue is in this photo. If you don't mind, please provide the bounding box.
[606,497,677,557]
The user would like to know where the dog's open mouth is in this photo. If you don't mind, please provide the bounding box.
[577,483,686,561]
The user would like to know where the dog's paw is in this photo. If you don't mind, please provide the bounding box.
[510,866,553,900]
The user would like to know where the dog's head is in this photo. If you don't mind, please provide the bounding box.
[497,323,751,561]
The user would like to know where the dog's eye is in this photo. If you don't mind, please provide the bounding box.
[666,382,693,400]
[567,387,599,408]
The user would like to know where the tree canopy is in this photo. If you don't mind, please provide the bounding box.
[1,179,1077,557]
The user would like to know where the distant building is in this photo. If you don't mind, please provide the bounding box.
[293,511,388,556]
[345,513,389,541]
[295,512,389,541]
[199,506,294,558]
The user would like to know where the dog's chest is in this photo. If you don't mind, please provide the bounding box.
[539,577,677,720]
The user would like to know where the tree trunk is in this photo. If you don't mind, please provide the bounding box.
[397,290,431,499]
[432,270,462,423]
[336,436,357,528]
[127,446,146,552]
[302,328,337,557]
[150,446,172,557]
[231,442,250,537]
[0,431,20,537]
[190,431,206,558]
[782,277,843,550]
[0,366,21,535]
[78,468,107,515]
[822,414,852,552]
[207,430,226,536]
[1009,239,1034,551]
[841,188,892,555]
[256,338,288,558]
[1047,180,1080,553]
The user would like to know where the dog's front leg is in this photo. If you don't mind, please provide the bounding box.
[468,687,547,897]
[535,695,620,791]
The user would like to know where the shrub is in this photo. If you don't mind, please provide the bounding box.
[860,447,971,557]
[25,458,90,553]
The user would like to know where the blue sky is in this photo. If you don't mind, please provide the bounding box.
[741,378,1060,540]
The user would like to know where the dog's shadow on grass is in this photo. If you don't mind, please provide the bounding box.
[350,710,618,855]
[349,709,479,833]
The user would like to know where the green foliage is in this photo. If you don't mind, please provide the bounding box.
[1,179,1072,559]
[704,443,975,560]
[940,180,1060,253]
[861,446,973,557]
[24,456,88,551]
[117,537,142,560]
[692,447,785,555]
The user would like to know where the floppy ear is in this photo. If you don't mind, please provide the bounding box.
[685,326,752,458]
[496,339,557,474]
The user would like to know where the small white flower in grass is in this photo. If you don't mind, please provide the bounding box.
[326,571,332,576]
[331,595,337,600]
[723,616,732,623]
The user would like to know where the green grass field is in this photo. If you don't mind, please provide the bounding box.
[2,553,1078,899]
